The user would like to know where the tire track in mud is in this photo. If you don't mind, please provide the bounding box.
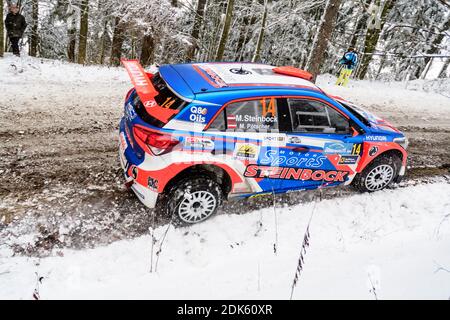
[0,109,449,255]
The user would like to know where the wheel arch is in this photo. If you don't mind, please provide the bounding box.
[162,164,234,199]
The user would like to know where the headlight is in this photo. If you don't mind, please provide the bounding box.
[394,137,408,150]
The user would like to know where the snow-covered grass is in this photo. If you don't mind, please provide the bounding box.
[1,182,449,299]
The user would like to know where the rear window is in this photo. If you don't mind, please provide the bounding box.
[132,73,187,127]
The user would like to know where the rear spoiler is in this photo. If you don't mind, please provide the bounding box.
[121,59,178,123]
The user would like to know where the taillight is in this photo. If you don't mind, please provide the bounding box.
[133,127,179,155]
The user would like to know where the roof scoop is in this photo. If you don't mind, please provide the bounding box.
[273,66,313,81]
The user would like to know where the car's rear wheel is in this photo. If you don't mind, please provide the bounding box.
[353,154,402,192]
[160,176,223,226]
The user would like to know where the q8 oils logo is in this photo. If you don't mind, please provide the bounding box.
[190,106,208,123]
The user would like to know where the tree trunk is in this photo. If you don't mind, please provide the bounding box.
[357,0,397,79]
[306,0,343,82]
[29,0,39,57]
[67,8,77,62]
[421,17,450,78]
[438,58,449,79]
[252,0,270,63]
[0,0,4,57]
[77,0,89,64]
[110,17,126,66]
[186,0,207,62]
[215,0,235,61]
[349,0,373,48]
[140,32,155,67]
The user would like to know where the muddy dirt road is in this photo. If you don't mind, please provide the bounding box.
[0,67,449,255]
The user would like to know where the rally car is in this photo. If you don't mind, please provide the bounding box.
[119,60,408,225]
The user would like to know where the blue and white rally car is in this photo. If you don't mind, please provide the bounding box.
[119,60,408,225]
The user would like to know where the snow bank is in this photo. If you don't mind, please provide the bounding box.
[1,182,449,300]
[317,74,449,115]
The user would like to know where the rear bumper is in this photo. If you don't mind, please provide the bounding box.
[119,120,158,209]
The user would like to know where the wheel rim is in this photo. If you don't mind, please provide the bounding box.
[178,191,217,223]
[365,164,394,191]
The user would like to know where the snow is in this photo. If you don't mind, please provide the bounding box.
[1,182,449,299]
[1,55,449,299]
[317,74,450,114]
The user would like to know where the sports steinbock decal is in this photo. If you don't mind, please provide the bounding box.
[244,165,349,182]
[121,59,178,123]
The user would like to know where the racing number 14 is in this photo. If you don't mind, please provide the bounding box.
[352,144,361,155]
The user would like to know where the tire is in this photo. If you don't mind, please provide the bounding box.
[352,154,402,193]
[159,176,223,226]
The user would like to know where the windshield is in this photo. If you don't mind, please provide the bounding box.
[338,101,372,127]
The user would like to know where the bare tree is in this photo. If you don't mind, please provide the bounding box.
[357,0,397,79]
[77,0,89,64]
[0,0,4,57]
[140,31,155,66]
[110,16,126,66]
[215,0,235,61]
[252,0,271,62]
[186,0,207,62]
[29,0,39,57]
[306,0,343,81]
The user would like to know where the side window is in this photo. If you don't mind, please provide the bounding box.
[208,98,279,132]
[287,99,349,134]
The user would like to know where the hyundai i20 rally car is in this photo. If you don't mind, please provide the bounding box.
[119,60,408,225]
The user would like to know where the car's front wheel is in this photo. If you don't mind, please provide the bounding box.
[160,176,223,226]
[353,154,402,192]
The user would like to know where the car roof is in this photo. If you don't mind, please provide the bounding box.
[159,62,322,99]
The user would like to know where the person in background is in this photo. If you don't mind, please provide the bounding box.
[5,4,27,57]
[336,47,358,86]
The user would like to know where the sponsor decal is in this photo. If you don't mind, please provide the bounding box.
[260,150,325,168]
[369,146,379,157]
[339,155,359,165]
[234,143,260,160]
[184,136,214,150]
[230,68,252,75]
[189,106,208,123]
[365,135,387,142]
[288,136,302,144]
[119,132,128,152]
[227,115,237,129]
[148,177,158,190]
[144,100,157,108]
[198,65,228,87]
[323,142,353,155]
[262,135,286,147]
[244,165,349,182]
[126,102,137,120]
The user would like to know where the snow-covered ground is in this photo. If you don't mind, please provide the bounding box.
[1,54,449,299]
[1,182,449,299]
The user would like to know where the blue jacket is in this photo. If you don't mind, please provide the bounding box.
[339,51,358,70]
